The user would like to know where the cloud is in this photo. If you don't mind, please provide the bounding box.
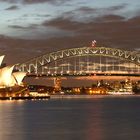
[0,0,70,5]
[0,12,139,65]
[76,6,97,14]
[0,35,51,64]
[43,14,125,31]
[41,4,139,50]
[23,0,68,5]
[24,0,68,4]
[45,4,127,23]
[3,22,75,40]
[0,3,139,65]
[43,18,81,31]
[94,15,125,22]
[5,5,19,10]
[8,24,37,29]
[0,0,20,3]
[42,13,140,51]
[107,4,127,11]
[128,16,140,22]
[76,4,126,14]
[22,14,51,18]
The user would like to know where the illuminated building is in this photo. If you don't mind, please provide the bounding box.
[0,55,29,98]
[0,66,26,88]
[72,87,81,94]
[12,72,26,85]
[87,87,108,95]
[0,55,4,66]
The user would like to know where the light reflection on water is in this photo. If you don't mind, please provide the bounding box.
[0,97,140,140]
[0,100,25,140]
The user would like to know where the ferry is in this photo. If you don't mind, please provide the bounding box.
[108,88,134,95]
[108,91,134,95]
[29,91,50,99]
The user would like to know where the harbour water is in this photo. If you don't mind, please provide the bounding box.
[0,96,140,140]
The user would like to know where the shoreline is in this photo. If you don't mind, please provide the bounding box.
[50,94,140,99]
[0,96,50,100]
[0,94,140,100]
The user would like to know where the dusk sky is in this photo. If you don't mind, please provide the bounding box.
[0,0,140,64]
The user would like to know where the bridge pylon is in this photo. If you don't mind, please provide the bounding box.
[53,77,62,93]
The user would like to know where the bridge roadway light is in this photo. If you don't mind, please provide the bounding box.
[79,71,82,74]
[60,71,63,75]
[86,70,89,73]
[66,70,70,74]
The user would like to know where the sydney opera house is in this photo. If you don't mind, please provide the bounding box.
[0,55,29,98]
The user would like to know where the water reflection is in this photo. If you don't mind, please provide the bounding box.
[0,97,140,140]
[83,98,140,140]
[0,100,25,140]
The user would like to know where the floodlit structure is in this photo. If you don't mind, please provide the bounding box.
[0,55,5,66]
[0,65,15,87]
[12,72,27,85]
[0,55,50,99]
[0,55,26,88]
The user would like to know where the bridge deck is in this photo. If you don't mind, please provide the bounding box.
[27,73,140,77]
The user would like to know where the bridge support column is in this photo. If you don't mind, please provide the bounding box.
[54,77,62,93]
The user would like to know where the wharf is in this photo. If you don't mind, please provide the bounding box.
[0,96,50,100]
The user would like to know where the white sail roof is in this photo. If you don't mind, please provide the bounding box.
[0,55,5,67]
[12,72,26,85]
[0,65,15,87]
[9,74,17,86]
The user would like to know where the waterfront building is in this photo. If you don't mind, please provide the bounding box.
[0,55,29,98]
[86,87,108,94]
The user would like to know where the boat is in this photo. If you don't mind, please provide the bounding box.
[107,78,134,95]
[108,87,134,95]
[29,91,50,99]
[108,91,134,95]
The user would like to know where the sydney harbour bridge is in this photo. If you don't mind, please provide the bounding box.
[16,46,140,77]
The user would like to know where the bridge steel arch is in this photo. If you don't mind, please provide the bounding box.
[16,46,140,73]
